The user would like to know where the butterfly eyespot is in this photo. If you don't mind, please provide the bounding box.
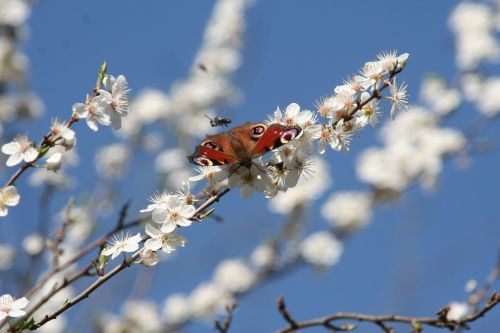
[280,128,301,144]
[251,125,267,139]
[202,141,221,151]
[192,156,214,166]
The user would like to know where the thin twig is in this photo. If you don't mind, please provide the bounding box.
[214,303,237,333]
[276,292,500,333]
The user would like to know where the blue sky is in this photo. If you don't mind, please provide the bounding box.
[2,0,500,332]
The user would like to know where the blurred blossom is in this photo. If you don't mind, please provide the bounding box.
[460,73,483,101]
[269,157,331,214]
[16,93,45,119]
[29,169,74,188]
[122,300,162,333]
[97,313,125,333]
[155,148,188,174]
[464,279,478,293]
[250,243,276,269]
[0,0,30,26]
[321,191,373,232]
[449,2,499,70]
[420,75,461,115]
[300,231,343,267]
[0,243,15,270]
[357,107,466,191]
[446,301,472,321]
[142,131,163,152]
[0,46,28,84]
[95,143,129,179]
[189,282,233,319]
[163,294,191,325]
[0,294,28,319]
[213,258,256,293]
[0,185,20,216]
[22,233,44,255]
[475,77,500,116]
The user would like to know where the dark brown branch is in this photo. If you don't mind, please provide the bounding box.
[214,303,237,333]
[276,292,500,333]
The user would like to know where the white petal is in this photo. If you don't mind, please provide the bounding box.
[1,142,20,154]
[286,103,300,116]
[72,103,87,117]
[145,223,161,238]
[23,147,39,163]
[12,297,28,310]
[123,242,139,253]
[0,312,6,320]
[161,221,176,234]
[152,207,168,223]
[0,206,8,216]
[176,218,192,227]
[180,205,195,218]
[144,238,162,251]
[6,153,23,167]
[8,309,26,318]
[86,118,99,132]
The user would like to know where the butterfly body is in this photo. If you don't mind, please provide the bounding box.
[188,122,303,167]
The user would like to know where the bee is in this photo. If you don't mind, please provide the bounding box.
[204,114,232,127]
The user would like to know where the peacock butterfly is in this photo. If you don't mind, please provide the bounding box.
[187,122,303,168]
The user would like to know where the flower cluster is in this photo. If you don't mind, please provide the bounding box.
[73,74,130,132]
[357,107,466,191]
[189,51,409,198]
[449,2,500,70]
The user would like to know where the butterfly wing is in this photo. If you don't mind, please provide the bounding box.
[187,122,303,166]
[249,123,303,157]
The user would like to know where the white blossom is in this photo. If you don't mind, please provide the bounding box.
[99,75,131,130]
[1,134,38,166]
[101,232,142,260]
[122,300,162,333]
[144,223,186,253]
[189,282,233,319]
[446,301,472,321]
[213,259,257,293]
[95,143,129,179]
[0,185,20,217]
[300,231,343,267]
[163,294,191,324]
[144,195,195,233]
[321,192,373,232]
[250,243,276,269]
[22,233,44,255]
[73,95,112,131]
[0,294,28,319]
[140,249,159,267]
[50,118,76,150]
[45,152,62,172]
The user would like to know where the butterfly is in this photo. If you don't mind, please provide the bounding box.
[204,114,232,127]
[187,122,303,168]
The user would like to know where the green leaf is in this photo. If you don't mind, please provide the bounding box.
[17,317,35,330]
[96,60,108,90]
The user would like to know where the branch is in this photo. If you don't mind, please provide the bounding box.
[276,292,500,333]
[17,253,141,332]
[214,303,237,333]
